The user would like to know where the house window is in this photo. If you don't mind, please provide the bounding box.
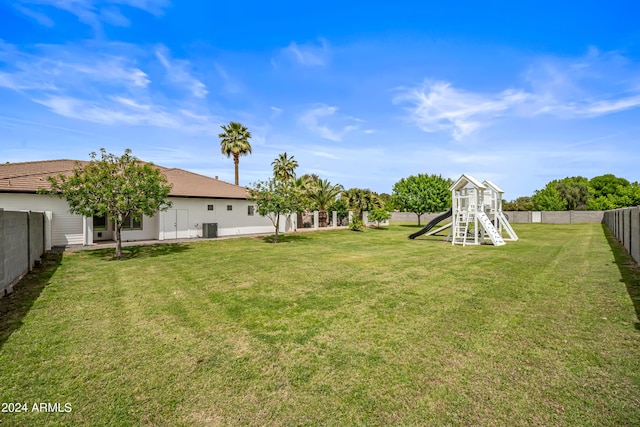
[207,204,214,211]
[248,205,255,216]
[122,215,142,230]
[93,214,107,230]
[227,205,233,211]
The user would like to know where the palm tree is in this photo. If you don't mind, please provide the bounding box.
[271,152,298,181]
[308,178,343,227]
[342,188,382,219]
[219,121,252,185]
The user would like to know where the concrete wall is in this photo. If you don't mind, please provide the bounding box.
[504,211,604,224]
[390,211,449,224]
[391,210,604,224]
[1,209,46,297]
[603,206,640,265]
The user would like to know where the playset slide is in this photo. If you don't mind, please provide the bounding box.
[408,208,453,240]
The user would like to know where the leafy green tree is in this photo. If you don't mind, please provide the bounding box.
[42,149,172,259]
[587,182,640,210]
[271,152,299,181]
[307,178,343,226]
[555,176,590,210]
[219,121,252,185]
[589,174,630,199]
[342,188,383,219]
[392,174,452,225]
[368,208,390,228]
[378,193,394,211]
[531,184,567,211]
[503,196,533,211]
[331,199,349,225]
[249,178,303,243]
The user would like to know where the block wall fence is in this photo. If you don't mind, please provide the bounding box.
[1,209,46,298]
[602,207,640,264]
[390,210,605,224]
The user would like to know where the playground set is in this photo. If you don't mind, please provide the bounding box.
[408,174,518,246]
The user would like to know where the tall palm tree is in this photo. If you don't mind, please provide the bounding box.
[218,121,252,185]
[308,178,343,227]
[271,152,298,181]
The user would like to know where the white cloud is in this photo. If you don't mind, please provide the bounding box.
[395,49,640,140]
[394,81,529,140]
[33,95,217,133]
[279,39,330,67]
[299,105,359,142]
[12,0,168,33]
[155,46,208,98]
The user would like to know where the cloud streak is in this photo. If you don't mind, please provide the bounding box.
[395,49,640,140]
[299,105,359,142]
[278,39,330,67]
[155,46,208,98]
[12,0,169,34]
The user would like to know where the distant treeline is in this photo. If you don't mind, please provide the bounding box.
[504,174,640,211]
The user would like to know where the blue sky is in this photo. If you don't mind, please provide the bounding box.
[1,1,639,199]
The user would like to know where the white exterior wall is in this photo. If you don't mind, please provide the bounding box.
[162,198,275,239]
[1,193,281,246]
[0,193,82,246]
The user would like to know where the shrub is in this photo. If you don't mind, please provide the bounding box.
[349,217,364,231]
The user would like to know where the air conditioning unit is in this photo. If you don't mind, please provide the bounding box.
[202,223,218,238]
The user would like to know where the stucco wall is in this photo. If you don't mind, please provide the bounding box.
[163,198,276,239]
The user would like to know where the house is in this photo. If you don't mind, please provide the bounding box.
[0,159,291,248]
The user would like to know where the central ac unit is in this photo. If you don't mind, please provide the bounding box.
[202,223,218,238]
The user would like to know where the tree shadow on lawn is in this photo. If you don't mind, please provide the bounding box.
[0,251,62,350]
[603,224,640,331]
[83,243,193,261]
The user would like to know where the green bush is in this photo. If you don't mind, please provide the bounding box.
[349,217,364,231]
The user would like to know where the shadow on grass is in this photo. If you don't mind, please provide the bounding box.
[603,224,640,331]
[397,224,422,228]
[83,243,193,261]
[260,234,312,244]
[0,251,63,350]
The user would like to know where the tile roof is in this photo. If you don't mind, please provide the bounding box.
[0,159,249,199]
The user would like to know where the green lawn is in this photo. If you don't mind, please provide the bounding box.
[1,223,639,426]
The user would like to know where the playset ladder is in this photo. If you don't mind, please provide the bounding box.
[452,210,470,246]
[477,212,505,246]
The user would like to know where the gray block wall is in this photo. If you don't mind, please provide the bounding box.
[503,211,532,223]
[603,206,640,265]
[390,211,450,224]
[0,209,4,295]
[394,210,605,224]
[1,210,47,297]
[631,208,640,264]
[29,212,44,269]
[2,211,29,296]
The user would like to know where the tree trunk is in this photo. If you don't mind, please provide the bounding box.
[274,213,280,243]
[318,210,328,227]
[233,154,239,185]
[417,213,422,226]
[115,223,123,260]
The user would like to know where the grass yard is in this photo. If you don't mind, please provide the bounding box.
[1,223,639,426]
